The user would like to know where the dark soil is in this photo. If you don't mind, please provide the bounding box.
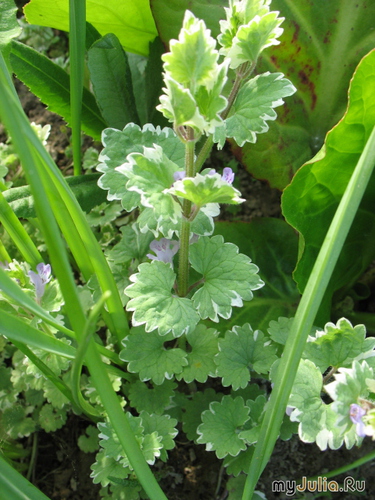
[4,77,375,500]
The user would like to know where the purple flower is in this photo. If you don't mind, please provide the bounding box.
[222,167,234,184]
[350,403,367,437]
[173,171,186,182]
[28,263,52,303]
[147,239,180,266]
[207,167,235,184]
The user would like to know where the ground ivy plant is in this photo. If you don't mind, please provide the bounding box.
[1,1,375,499]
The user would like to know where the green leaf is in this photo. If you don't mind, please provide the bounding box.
[216,324,278,390]
[168,172,244,207]
[162,10,218,88]
[128,380,177,415]
[190,235,264,322]
[303,318,375,372]
[287,359,346,450]
[220,10,284,69]
[24,0,158,56]
[38,404,67,432]
[240,0,375,188]
[118,144,182,223]
[182,388,224,441]
[151,0,227,44]
[87,33,140,129]
[0,0,21,49]
[78,425,100,453]
[213,219,300,332]
[267,316,294,346]
[214,72,296,148]
[176,324,219,383]
[119,326,188,384]
[106,224,153,264]
[282,49,375,322]
[4,174,107,219]
[90,450,130,486]
[325,360,374,434]
[197,395,250,459]
[0,453,52,500]
[9,41,107,140]
[139,411,178,459]
[1,404,36,438]
[97,123,185,210]
[125,261,200,337]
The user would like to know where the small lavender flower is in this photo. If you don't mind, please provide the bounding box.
[350,403,367,437]
[147,239,180,266]
[173,170,186,182]
[222,167,234,184]
[207,167,234,184]
[28,263,52,303]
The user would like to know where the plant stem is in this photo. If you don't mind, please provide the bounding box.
[195,61,255,172]
[178,127,195,296]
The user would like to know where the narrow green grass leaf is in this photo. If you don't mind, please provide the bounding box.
[0,309,76,359]
[0,454,52,500]
[3,173,107,219]
[88,33,140,129]
[9,40,107,140]
[69,0,86,175]
[0,191,42,267]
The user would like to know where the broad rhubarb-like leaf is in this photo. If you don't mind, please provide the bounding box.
[125,261,200,336]
[216,324,278,390]
[119,326,188,384]
[189,235,264,322]
[214,72,296,148]
[197,395,250,458]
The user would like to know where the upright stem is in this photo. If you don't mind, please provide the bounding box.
[195,61,255,172]
[178,127,195,296]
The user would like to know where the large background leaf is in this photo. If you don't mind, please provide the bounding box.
[152,0,375,189]
[10,41,107,140]
[213,218,299,332]
[282,49,375,325]
[24,0,158,56]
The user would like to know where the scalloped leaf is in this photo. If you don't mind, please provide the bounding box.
[125,261,200,337]
[97,123,184,210]
[214,72,296,148]
[303,318,375,372]
[176,324,219,383]
[190,235,264,322]
[221,10,284,69]
[128,380,177,415]
[288,359,350,450]
[282,49,375,323]
[168,172,244,207]
[213,219,299,332]
[119,327,188,384]
[197,395,250,458]
[117,144,182,223]
[216,324,278,390]
[182,388,224,441]
[162,10,218,87]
